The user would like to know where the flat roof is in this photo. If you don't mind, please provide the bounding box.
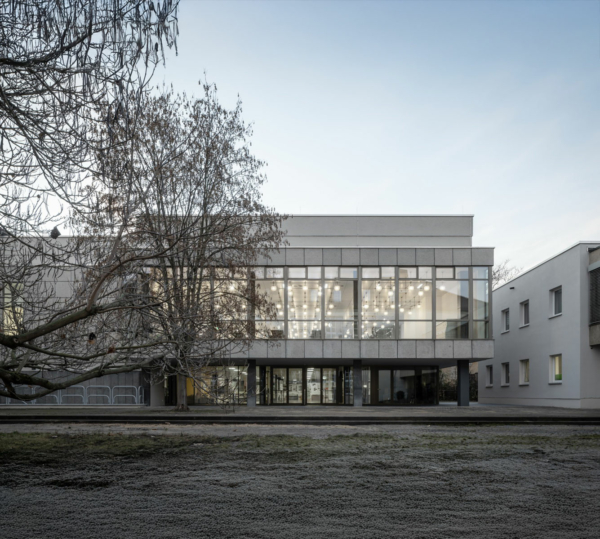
[495,241,600,291]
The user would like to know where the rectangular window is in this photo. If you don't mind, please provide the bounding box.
[435,272,469,339]
[520,301,529,327]
[473,267,490,339]
[550,354,562,383]
[324,272,358,338]
[502,309,510,332]
[551,287,562,316]
[2,283,24,335]
[288,275,321,339]
[486,365,493,387]
[362,270,396,339]
[397,269,432,339]
[519,359,529,385]
[501,362,510,386]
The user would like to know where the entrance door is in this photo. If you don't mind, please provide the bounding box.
[306,367,321,404]
[288,368,303,404]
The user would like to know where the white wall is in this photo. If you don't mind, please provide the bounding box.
[479,243,600,408]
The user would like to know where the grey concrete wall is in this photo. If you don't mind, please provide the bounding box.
[281,215,473,248]
[258,247,494,266]
[480,242,600,408]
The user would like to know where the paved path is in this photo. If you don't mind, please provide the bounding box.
[1,403,599,424]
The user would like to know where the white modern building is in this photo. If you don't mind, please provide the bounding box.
[479,242,600,409]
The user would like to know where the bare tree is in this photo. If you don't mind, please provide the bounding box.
[0,80,284,405]
[492,259,521,289]
[92,87,285,410]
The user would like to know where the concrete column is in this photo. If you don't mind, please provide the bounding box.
[247,360,256,407]
[457,360,470,406]
[150,378,165,407]
[353,360,363,407]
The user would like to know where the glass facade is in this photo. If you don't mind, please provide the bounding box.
[191,366,248,405]
[240,265,491,340]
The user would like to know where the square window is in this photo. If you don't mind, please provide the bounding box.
[398,267,417,279]
[266,268,284,279]
[520,301,529,327]
[473,267,489,279]
[502,309,510,332]
[550,354,562,383]
[455,267,469,279]
[340,267,358,279]
[519,359,529,385]
[436,267,454,279]
[551,287,562,316]
[381,267,395,279]
[324,267,338,279]
[362,268,379,279]
[307,267,321,279]
[501,362,510,386]
[486,365,493,387]
[288,267,306,279]
[418,267,432,279]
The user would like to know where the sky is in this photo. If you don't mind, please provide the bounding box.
[157,0,600,271]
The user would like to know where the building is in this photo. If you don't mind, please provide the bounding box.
[479,242,600,409]
[1,214,495,407]
[158,214,495,407]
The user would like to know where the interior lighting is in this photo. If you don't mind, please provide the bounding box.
[303,285,308,291]
[400,308,404,313]
[384,311,388,316]
[376,283,382,291]
[440,285,446,291]
[418,291,424,296]
[329,304,334,309]
[424,285,430,291]
[303,304,307,309]
[409,285,414,291]
[334,284,341,291]
[388,291,393,296]
[276,304,281,309]
[271,283,276,291]
[290,307,295,312]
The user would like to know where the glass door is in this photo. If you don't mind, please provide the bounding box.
[288,368,303,405]
[272,368,287,404]
[322,368,336,404]
[306,367,321,404]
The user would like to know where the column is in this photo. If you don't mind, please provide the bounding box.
[353,359,363,407]
[247,360,256,407]
[457,359,470,406]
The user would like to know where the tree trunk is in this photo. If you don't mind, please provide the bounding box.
[175,373,189,411]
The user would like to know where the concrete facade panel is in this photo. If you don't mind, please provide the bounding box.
[361,340,379,359]
[453,340,473,359]
[416,248,434,266]
[435,340,453,359]
[360,249,378,266]
[305,340,323,358]
[267,341,286,358]
[398,340,416,358]
[304,249,323,266]
[286,340,305,358]
[379,341,397,358]
[434,248,453,266]
[471,248,494,266]
[416,340,435,359]
[285,249,304,266]
[323,249,342,266]
[324,340,342,358]
[472,340,494,359]
[397,248,416,265]
[342,340,360,358]
[341,248,360,266]
[248,341,268,358]
[453,248,472,266]
[378,249,397,265]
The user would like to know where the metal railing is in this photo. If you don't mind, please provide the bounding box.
[0,385,146,405]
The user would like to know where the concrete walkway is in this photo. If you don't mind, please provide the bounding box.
[1,402,600,424]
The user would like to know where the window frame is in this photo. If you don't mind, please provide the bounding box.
[520,300,530,328]
[501,362,510,386]
[519,359,530,386]
[485,365,493,388]
[550,287,563,318]
[549,354,563,384]
[501,308,510,333]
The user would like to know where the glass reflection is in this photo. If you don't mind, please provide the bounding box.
[288,368,302,404]
[272,368,287,404]
[306,367,321,404]
[398,280,432,320]
[322,368,336,404]
[436,280,469,320]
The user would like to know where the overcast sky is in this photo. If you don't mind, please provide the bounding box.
[158,0,600,271]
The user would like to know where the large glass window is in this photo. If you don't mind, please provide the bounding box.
[324,267,357,339]
[473,267,490,339]
[362,267,395,339]
[252,267,285,339]
[193,366,248,405]
[398,268,432,339]
[288,267,321,339]
[436,267,469,339]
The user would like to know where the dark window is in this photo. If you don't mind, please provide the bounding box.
[553,288,562,315]
[522,301,529,326]
[591,269,600,324]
